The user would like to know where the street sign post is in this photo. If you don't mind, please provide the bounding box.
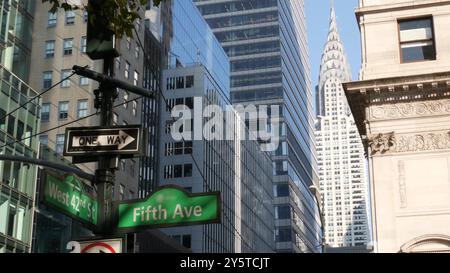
[64,125,143,157]
[41,171,98,228]
[114,186,221,233]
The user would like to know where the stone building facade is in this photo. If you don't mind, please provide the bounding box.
[344,0,450,253]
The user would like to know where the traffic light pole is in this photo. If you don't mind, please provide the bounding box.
[95,57,118,234]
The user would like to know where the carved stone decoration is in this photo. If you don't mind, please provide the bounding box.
[394,132,450,153]
[369,131,450,155]
[369,133,395,155]
[370,100,450,120]
[398,160,407,209]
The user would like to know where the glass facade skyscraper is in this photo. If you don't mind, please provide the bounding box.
[139,27,162,198]
[150,0,275,252]
[163,0,230,93]
[159,65,275,253]
[0,0,40,253]
[195,0,323,252]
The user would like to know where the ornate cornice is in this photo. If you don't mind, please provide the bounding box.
[344,72,450,99]
[368,131,450,155]
[343,71,450,140]
[370,99,450,120]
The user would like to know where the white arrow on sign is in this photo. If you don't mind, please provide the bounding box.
[72,130,135,150]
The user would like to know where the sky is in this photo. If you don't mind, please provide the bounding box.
[306,0,361,87]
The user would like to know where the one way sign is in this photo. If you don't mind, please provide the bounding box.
[64,125,143,156]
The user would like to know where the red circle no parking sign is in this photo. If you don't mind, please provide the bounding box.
[81,242,117,253]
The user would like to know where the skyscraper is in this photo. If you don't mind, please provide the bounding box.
[194,0,323,252]
[0,1,40,253]
[159,64,275,253]
[315,4,370,248]
[148,0,275,253]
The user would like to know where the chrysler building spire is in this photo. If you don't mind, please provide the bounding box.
[316,2,352,116]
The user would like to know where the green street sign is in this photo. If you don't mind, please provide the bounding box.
[115,186,220,232]
[42,171,98,228]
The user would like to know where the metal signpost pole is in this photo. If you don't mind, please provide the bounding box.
[96,57,118,234]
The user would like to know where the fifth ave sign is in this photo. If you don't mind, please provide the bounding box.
[64,125,143,156]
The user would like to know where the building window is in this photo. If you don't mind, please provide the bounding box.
[186,76,194,88]
[165,143,174,156]
[276,227,292,242]
[83,9,88,23]
[184,97,193,109]
[165,122,173,134]
[77,99,88,118]
[184,164,193,177]
[174,142,183,155]
[58,101,69,120]
[174,165,183,178]
[132,100,137,116]
[167,77,175,90]
[274,184,289,197]
[65,11,75,25]
[115,57,121,70]
[182,235,191,249]
[45,40,55,58]
[56,134,65,154]
[43,71,53,89]
[164,165,173,179]
[166,142,193,155]
[123,92,129,108]
[126,37,131,50]
[119,184,125,200]
[399,17,436,63]
[176,77,184,89]
[80,76,89,86]
[48,12,57,27]
[275,205,291,220]
[39,135,49,146]
[41,103,50,122]
[125,62,130,79]
[164,164,193,179]
[135,46,140,59]
[61,70,71,87]
[63,38,73,55]
[184,141,193,154]
[134,71,139,86]
[81,36,87,53]
[171,234,192,249]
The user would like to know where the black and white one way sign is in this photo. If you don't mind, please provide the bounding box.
[64,125,142,156]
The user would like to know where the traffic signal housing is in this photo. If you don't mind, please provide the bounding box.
[86,0,120,60]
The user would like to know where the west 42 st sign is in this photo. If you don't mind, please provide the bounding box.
[114,186,221,233]
[41,171,98,228]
